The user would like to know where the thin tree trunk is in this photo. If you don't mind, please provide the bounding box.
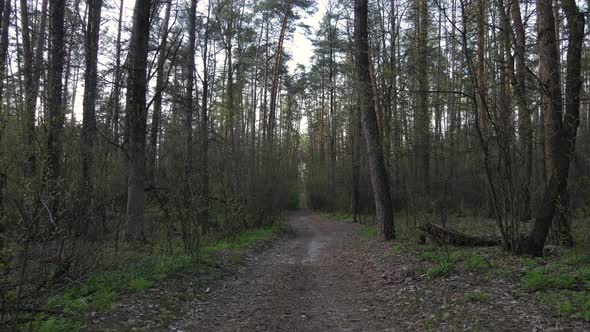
[199,0,211,231]
[0,0,10,106]
[20,0,48,178]
[267,1,292,144]
[354,0,395,240]
[45,0,66,217]
[510,0,532,220]
[184,0,197,192]
[148,0,172,183]
[109,0,124,141]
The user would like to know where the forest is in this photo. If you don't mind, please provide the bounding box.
[0,0,589,329]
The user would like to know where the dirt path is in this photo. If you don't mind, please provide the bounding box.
[172,210,396,331]
[168,210,588,332]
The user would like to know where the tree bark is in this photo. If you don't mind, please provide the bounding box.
[20,0,48,178]
[107,0,124,141]
[0,0,10,105]
[415,0,430,194]
[354,0,395,240]
[267,1,292,144]
[199,1,211,231]
[184,0,197,190]
[125,0,152,242]
[45,0,66,215]
[148,0,172,183]
[79,0,102,218]
[517,0,583,256]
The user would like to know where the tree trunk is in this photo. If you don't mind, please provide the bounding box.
[354,0,395,240]
[415,0,430,194]
[125,0,152,242]
[108,0,124,141]
[0,0,10,106]
[45,0,66,216]
[199,1,211,231]
[148,0,172,183]
[79,0,102,216]
[510,0,532,221]
[517,0,583,256]
[20,0,48,178]
[267,1,292,144]
[555,0,584,247]
[184,0,197,191]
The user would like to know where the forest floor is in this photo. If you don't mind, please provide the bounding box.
[88,210,589,331]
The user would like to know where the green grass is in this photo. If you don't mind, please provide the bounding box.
[129,277,153,293]
[464,291,490,302]
[20,221,289,331]
[359,224,379,239]
[320,211,354,222]
[409,242,589,319]
[425,261,454,279]
[540,290,590,320]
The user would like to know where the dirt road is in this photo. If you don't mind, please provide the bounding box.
[166,210,586,331]
[172,210,397,331]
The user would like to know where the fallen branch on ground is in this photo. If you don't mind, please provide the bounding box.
[418,223,501,247]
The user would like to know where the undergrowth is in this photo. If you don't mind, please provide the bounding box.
[18,221,289,331]
[408,240,589,320]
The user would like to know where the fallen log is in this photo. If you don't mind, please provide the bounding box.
[418,223,501,247]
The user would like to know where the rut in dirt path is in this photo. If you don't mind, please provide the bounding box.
[173,210,395,331]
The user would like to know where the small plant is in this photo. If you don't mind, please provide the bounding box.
[564,251,590,267]
[464,291,490,302]
[464,253,486,270]
[359,224,378,239]
[129,277,153,293]
[425,262,453,279]
[23,316,85,332]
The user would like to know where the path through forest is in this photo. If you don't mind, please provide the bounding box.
[173,210,395,331]
[89,211,588,331]
[169,211,584,331]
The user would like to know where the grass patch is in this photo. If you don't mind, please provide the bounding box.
[21,221,288,331]
[464,291,490,302]
[520,265,578,291]
[425,261,454,279]
[129,277,153,293]
[320,211,354,222]
[358,224,379,240]
[540,290,590,320]
[464,253,487,270]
